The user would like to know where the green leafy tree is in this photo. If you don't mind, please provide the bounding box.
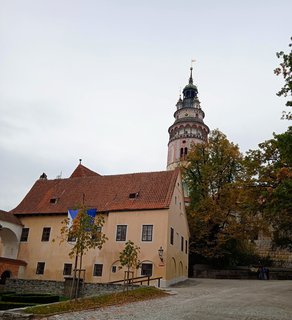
[245,127,292,250]
[184,129,260,266]
[274,37,292,119]
[60,206,107,298]
[119,240,140,291]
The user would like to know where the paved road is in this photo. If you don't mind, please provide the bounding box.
[45,279,292,320]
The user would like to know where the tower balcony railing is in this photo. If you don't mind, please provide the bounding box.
[169,133,207,142]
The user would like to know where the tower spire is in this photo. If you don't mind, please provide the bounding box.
[189,59,196,84]
[189,67,193,84]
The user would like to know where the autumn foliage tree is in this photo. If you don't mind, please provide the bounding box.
[245,127,292,250]
[119,240,140,291]
[184,129,260,266]
[60,206,107,298]
[274,37,292,120]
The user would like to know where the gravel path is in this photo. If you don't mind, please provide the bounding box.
[44,279,292,320]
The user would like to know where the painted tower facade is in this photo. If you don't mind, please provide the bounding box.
[167,67,209,170]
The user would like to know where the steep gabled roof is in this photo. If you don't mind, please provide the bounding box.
[0,209,22,225]
[11,165,180,215]
[70,164,101,178]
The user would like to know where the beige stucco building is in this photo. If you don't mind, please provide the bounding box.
[0,67,210,286]
[0,164,189,287]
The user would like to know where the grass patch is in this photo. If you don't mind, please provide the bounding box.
[25,287,167,316]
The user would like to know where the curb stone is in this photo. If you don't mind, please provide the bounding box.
[0,310,33,319]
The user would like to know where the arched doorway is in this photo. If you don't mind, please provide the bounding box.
[0,270,11,284]
[171,257,177,278]
[179,261,183,277]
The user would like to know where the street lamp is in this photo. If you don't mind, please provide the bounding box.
[158,246,164,262]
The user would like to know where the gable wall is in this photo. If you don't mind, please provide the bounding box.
[164,171,189,285]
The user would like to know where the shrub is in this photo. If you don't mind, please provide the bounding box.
[0,301,35,310]
[0,291,15,298]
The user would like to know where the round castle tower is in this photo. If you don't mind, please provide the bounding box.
[167,67,210,170]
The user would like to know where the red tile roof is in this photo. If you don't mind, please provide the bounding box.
[11,165,180,215]
[0,209,22,225]
[70,164,100,178]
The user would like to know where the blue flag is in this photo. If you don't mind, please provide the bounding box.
[68,209,79,227]
[67,208,97,228]
[87,208,97,219]
[86,208,97,230]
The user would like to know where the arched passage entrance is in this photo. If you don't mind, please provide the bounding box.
[0,210,27,279]
[171,257,177,278]
[0,209,22,259]
[179,261,184,277]
[0,270,11,284]
[0,228,19,259]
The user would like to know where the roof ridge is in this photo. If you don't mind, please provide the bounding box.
[104,170,170,177]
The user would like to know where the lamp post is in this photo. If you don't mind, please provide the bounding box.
[158,246,164,262]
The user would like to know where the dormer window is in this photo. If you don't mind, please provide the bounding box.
[49,198,58,204]
[129,192,139,199]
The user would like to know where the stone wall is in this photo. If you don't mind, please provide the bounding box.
[5,279,64,295]
[255,239,292,267]
[192,266,292,280]
[83,283,128,296]
[4,279,132,297]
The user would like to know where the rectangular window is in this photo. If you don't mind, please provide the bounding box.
[20,228,29,242]
[92,226,102,240]
[129,192,139,199]
[36,262,45,275]
[141,263,153,277]
[116,225,127,241]
[63,263,72,276]
[49,197,58,204]
[112,266,117,273]
[142,225,153,241]
[180,147,184,158]
[67,233,76,242]
[41,227,51,241]
[93,264,103,276]
[181,236,184,252]
[170,227,174,245]
[185,240,188,254]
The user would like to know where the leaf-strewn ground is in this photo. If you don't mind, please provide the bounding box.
[25,287,168,316]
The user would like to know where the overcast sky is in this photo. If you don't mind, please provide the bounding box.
[0,0,291,211]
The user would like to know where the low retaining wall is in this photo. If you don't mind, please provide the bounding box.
[4,279,64,295]
[4,279,128,297]
[192,266,292,280]
[83,283,128,296]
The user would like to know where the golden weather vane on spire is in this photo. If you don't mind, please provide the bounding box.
[191,59,196,69]
[189,59,196,84]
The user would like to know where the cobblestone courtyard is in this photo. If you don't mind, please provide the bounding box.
[45,279,292,320]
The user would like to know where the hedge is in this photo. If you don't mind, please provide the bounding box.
[0,301,35,310]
